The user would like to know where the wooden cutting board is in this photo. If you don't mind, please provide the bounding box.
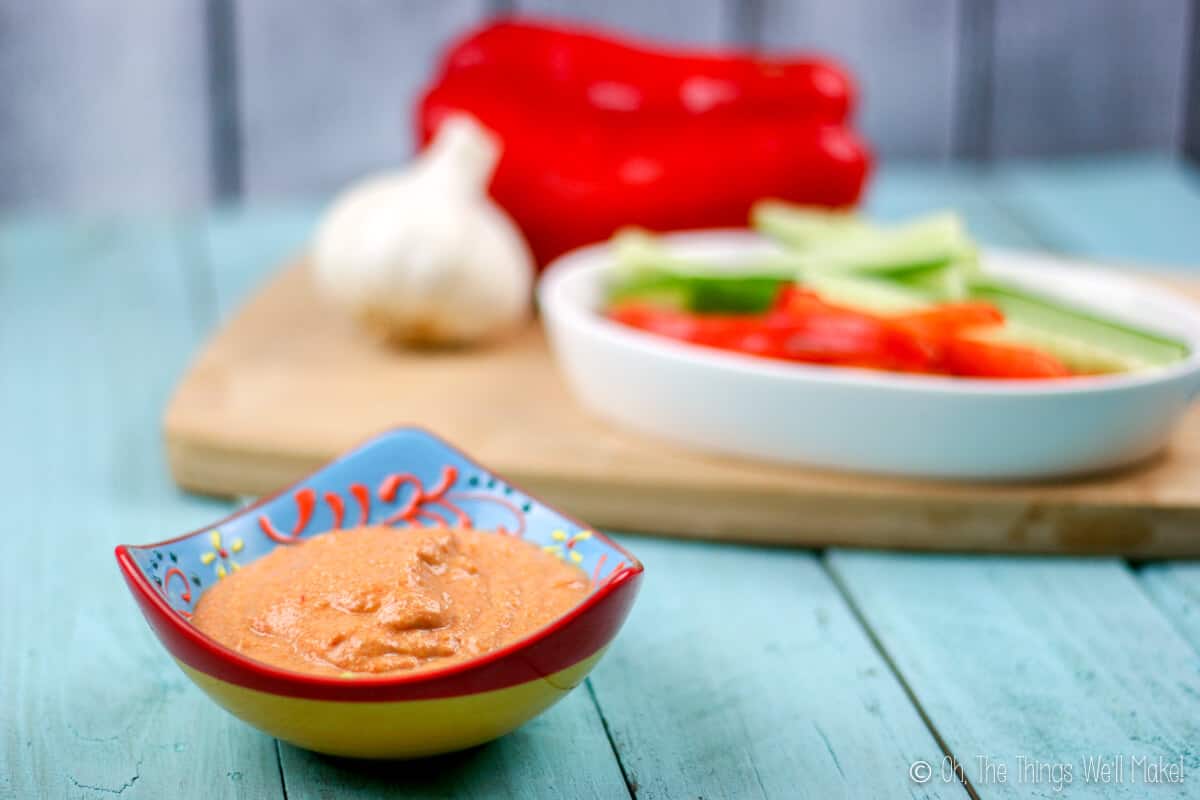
[165,260,1200,556]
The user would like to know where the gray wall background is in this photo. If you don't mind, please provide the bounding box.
[1,0,1197,213]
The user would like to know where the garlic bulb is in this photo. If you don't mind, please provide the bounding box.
[311,114,533,346]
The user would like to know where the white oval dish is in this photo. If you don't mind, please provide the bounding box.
[538,230,1200,480]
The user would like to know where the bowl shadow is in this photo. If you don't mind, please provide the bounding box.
[279,732,531,792]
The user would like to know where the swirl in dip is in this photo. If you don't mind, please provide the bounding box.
[192,526,589,676]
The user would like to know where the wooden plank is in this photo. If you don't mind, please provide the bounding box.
[828,551,1200,799]
[234,0,487,199]
[992,156,1200,268]
[1187,2,1200,163]
[0,219,282,797]
[275,688,629,799]
[0,1,212,211]
[952,0,994,160]
[188,204,630,797]
[205,0,243,201]
[585,537,965,799]
[1140,564,1200,653]
[990,0,1190,157]
[759,0,959,159]
[512,0,728,44]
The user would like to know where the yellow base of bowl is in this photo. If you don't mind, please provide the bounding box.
[178,650,604,759]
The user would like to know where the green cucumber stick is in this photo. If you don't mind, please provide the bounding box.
[967,278,1189,371]
[799,271,934,314]
[751,201,867,249]
[607,229,790,313]
[796,212,973,275]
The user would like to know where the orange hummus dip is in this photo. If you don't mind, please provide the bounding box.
[192,526,589,677]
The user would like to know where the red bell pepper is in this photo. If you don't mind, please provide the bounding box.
[417,19,872,267]
[437,20,855,121]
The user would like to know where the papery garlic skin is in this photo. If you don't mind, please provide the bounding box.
[311,114,534,346]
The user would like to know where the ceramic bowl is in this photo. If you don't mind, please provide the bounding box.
[116,428,643,759]
[539,231,1200,480]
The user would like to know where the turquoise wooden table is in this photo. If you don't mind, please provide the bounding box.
[3,157,1200,800]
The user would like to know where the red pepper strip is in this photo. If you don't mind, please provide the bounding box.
[609,301,933,372]
[888,303,1072,377]
[943,338,1072,379]
[889,303,1005,336]
[608,304,767,345]
[883,302,1006,367]
[779,290,1069,378]
[761,310,929,370]
[771,287,935,370]
[438,19,854,122]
